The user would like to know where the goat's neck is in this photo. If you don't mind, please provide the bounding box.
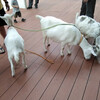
[79,37,92,50]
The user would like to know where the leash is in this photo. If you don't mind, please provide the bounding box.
[13,24,75,64]
[25,49,54,64]
[13,23,82,63]
[13,23,76,32]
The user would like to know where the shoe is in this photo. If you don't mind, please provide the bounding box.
[14,19,18,23]
[27,7,32,9]
[0,46,5,54]
[21,18,26,22]
[34,4,38,9]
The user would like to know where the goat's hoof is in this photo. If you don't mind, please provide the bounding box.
[67,51,71,55]
[24,68,27,72]
[47,44,50,47]
[61,55,64,57]
[44,51,47,53]
[84,57,90,60]
[24,66,28,72]
[68,53,71,55]
[12,74,15,77]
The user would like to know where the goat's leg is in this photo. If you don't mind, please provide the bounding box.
[61,43,66,56]
[66,44,71,55]
[22,52,27,70]
[47,37,50,47]
[43,35,47,53]
[8,57,15,77]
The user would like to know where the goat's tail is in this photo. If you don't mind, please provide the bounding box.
[36,15,44,20]
[14,52,19,63]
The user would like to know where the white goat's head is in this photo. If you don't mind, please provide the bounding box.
[0,13,14,26]
[84,47,97,60]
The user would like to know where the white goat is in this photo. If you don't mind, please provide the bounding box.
[75,13,100,39]
[0,14,27,77]
[36,15,97,59]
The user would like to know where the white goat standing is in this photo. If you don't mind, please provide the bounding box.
[36,15,97,59]
[75,13,100,39]
[0,14,27,77]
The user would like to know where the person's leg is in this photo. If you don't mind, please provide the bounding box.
[0,8,6,54]
[18,11,26,22]
[14,12,18,23]
[0,8,6,38]
[80,0,87,15]
[35,0,39,4]
[27,0,33,8]
[0,26,6,39]
[0,26,6,54]
[34,0,39,8]
[86,0,96,18]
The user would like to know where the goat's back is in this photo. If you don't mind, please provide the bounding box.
[37,15,67,28]
[5,27,24,62]
[37,15,81,45]
[75,14,100,38]
[46,25,81,45]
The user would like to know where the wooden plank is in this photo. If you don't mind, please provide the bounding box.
[0,0,100,100]
[66,57,94,100]
[97,82,100,100]
[38,46,80,100]
[82,59,100,100]
[53,49,84,100]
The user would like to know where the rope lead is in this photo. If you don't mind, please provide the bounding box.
[13,23,75,32]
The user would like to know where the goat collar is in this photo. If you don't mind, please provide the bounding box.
[7,25,12,29]
[7,26,10,29]
[78,34,83,45]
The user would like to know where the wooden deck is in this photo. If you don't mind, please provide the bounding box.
[0,0,100,100]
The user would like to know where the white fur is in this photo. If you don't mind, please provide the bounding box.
[75,13,100,39]
[36,15,97,59]
[0,14,27,77]
[79,37,97,59]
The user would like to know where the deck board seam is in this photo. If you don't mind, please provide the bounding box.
[96,81,100,100]
[67,59,84,100]
[81,58,95,100]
